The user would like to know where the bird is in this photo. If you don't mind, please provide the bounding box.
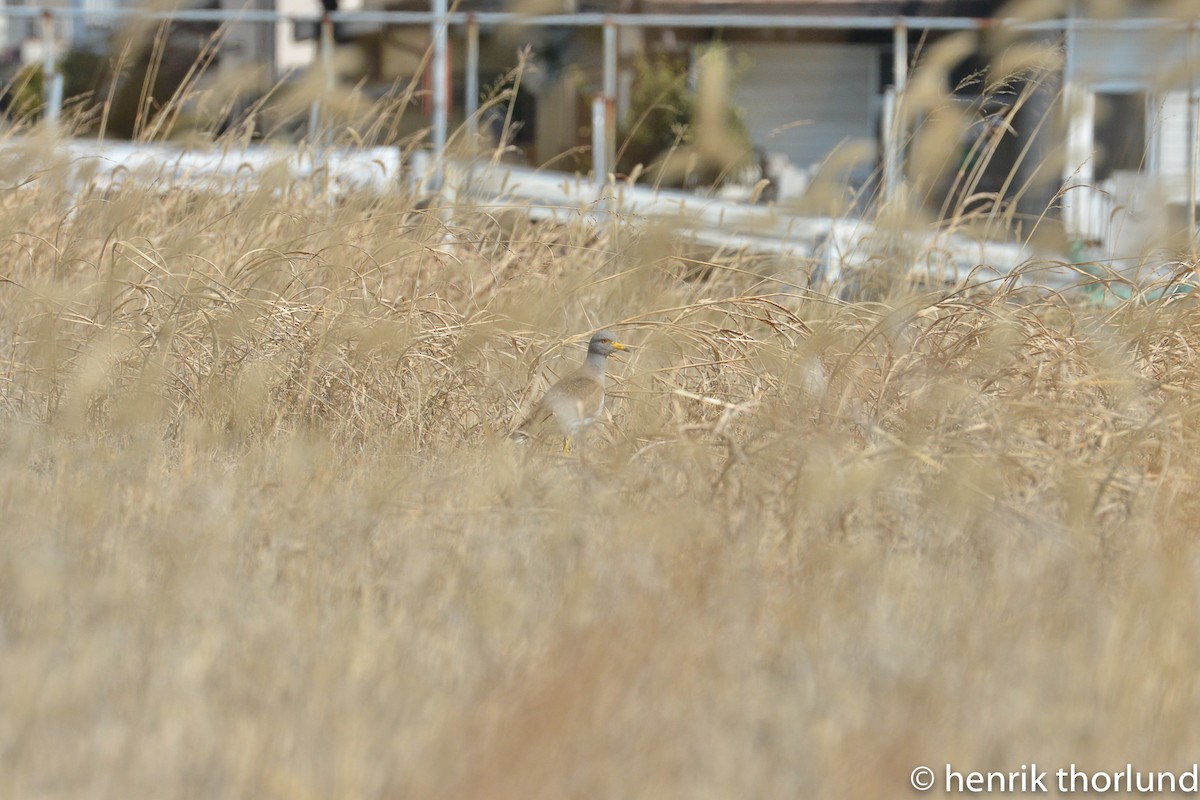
[511,330,630,453]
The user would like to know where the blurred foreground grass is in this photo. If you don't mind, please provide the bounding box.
[2,157,1200,799]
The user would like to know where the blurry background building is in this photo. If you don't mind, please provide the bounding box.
[0,0,1194,250]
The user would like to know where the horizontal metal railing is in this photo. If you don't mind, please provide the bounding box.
[0,5,1192,29]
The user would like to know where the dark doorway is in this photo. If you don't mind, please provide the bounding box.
[1094,92,1147,180]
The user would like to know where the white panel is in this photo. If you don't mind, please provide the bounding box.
[1149,90,1199,211]
[1061,83,1097,240]
[277,0,316,73]
[727,42,879,170]
[1073,26,1190,88]
[1154,91,1190,179]
[1064,84,1095,183]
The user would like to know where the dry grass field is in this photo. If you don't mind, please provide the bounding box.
[4,9,1200,798]
[3,150,1200,798]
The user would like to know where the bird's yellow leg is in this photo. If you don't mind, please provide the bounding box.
[563,437,573,455]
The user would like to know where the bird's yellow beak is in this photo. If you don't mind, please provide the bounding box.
[612,341,629,351]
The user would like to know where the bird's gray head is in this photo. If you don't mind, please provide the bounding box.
[588,330,629,357]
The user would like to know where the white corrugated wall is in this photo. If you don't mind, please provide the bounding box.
[724,42,881,172]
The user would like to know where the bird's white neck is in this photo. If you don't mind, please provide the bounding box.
[585,351,608,380]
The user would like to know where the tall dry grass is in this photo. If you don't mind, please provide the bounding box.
[4,4,1200,798]
[2,146,1200,797]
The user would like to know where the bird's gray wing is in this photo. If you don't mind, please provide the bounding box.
[515,374,603,436]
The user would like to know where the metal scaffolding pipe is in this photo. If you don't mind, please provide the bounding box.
[882,87,898,205]
[592,95,607,187]
[602,18,617,175]
[1061,1,1083,239]
[603,18,617,101]
[431,0,449,191]
[320,14,334,91]
[892,19,908,97]
[41,10,61,131]
[309,14,334,145]
[1189,21,1198,246]
[883,18,908,205]
[466,14,479,147]
[0,6,1182,32]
